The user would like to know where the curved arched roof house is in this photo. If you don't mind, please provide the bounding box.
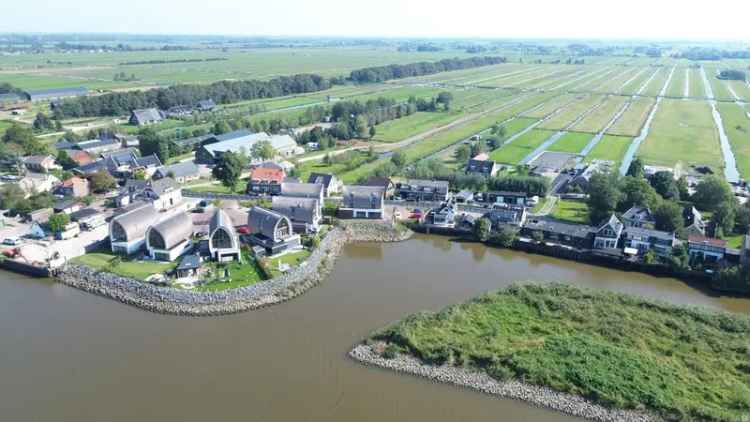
[146,212,194,262]
[247,206,301,255]
[110,202,160,255]
[209,209,241,262]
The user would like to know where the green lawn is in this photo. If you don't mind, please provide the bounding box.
[717,102,750,180]
[373,111,462,143]
[547,131,592,154]
[195,253,266,292]
[585,135,633,168]
[265,249,312,278]
[637,99,724,169]
[187,183,236,194]
[367,284,750,422]
[550,199,589,224]
[71,252,176,281]
[488,129,554,164]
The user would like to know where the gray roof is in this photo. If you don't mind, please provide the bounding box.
[624,226,675,242]
[77,138,119,152]
[404,179,450,193]
[176,254,201,271]
[155,161,200,179]
[342,185,384,209]
[486,205,526,225]
[596,214,624,236]
[247,206,290,240]
[197,99,216,109]
[131,108,163,124]
[307,172,335,189]
[26,87,87,101]
[135,154,162,168]
[111,202,159,241]
[466,159,497,174]
[622,206,655,222]
[201,131,297,158]
[149,212,194,250]
[174,134,213,148]
[524,217,596,238]
[281,182,324,199]
[147,177,181,195]
[272,196,319,224]
[69,208,98,221]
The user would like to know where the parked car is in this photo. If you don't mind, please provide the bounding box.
[2,237,20,246]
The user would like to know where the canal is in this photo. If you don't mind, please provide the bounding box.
[2,234,748,422]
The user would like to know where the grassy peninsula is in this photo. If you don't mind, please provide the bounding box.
[366,284,750,421]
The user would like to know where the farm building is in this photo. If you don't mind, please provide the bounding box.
[130,108,164,126]
[24,87,88,102]
[76,138,121,155]
[195,130,302,164]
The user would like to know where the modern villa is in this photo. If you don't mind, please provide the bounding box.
[145,212,194,262]
[208,209,241,262]
[109,202,160,255]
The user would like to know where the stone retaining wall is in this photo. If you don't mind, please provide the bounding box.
[349,344,656,422]
[55,222,413,316]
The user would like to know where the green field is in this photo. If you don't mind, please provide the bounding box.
[606,97,655,137]
[538,94,604,130]
[550,199,589,223]
[688,68,705,98]
[569,95,628,133]
[367,284,750,422]
[641,66,670,97]
[547,131,592,154]
[595,66,640,93]
[373,111,464,143]
[638,99,723,168]
[619,67,653,95]
[665,67,687,98]
[488,129,554,164]
[726,80,750,101]
[71,252,176,281]
[717,102,750,179]
[584,135,633,167]
[521,93,577,119]
[704,66,734,101]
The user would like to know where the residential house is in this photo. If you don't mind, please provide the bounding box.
[115,133,140,148]
[153,161,201,184]
[208,209,241,262]
[130,108,164,126]
[195,130,301,164]
[339,185,385,219]
[363,177,395,199]
[26,208,53,224]
[175,254,202,278]
[307,172,342,197]
[22,155,58,173]
[109,202,160,255]
[165,105,193,118]
[103,149,162,178]
[272,196,322,233]
[246,207,302,255]
[454,190,475,204]
[396,179,450,202]
[72,160,108,177]
[567,161,608,193]
[141,178,183,211]
[281,182,325,204]
[55,177,90,198]
[623,227,677,257]
[247,167,285,195]
[25,87,87,102]
[688,235,727,263]
[17,173,59,197]
[485,204,527,227]
[196,99,216,112]
[146,212,194,261]
[425,203,456,227]
[684,206,707,237]
[466,158,499,177]
[485,191,527,206]
[53,199,82,215]
[70,208,106,230]
[593,214,624,250]
[63,150,93,167]
[621,206,656,229]
[522,218,596,249]
[76,138,121,155]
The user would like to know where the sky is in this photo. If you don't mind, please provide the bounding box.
[3,0,750,41]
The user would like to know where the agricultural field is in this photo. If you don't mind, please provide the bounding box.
[703,66,734,101]
[717,102,750,179]
[488,129,555,164]
[521,93,578,119]
[606,97,655,137]
[569,95,628,133]
[593,66,640,93]
[569,66,621,92]
[618,66,654,95]
[665,67,687,98]
[637,99,723,169]
[538,94,604,130]
[640,66,670,97]
[687,67,705,98]
[725,79,750,102]
[372,111,463,143]
[546,131,592,154]
[584,134,633,168]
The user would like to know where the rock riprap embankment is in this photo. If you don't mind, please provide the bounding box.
[349,344,656,422]
[56,222,413,316]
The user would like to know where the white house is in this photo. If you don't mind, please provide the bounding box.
[109,202,160,255]
[146,212,194,262]
[208,209,241,262]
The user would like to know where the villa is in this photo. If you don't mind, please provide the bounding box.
[339,185,385,219]
[109,202,160,255]
[271,196,321,234]
[208,209,241,262]
[247,207,302,255]
[146,212,194,262]
[593,214,624,250]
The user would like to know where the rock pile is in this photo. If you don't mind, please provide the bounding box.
[349,344,656,422]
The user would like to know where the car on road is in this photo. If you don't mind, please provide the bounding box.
[2,237,20,246]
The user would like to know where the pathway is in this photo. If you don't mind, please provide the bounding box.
[700,66,740,183]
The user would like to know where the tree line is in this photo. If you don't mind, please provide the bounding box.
[348,56,507,83]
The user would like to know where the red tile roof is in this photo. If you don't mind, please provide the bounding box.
[688,235,727,248]
[250,167,285,183]
[67,150,93,165]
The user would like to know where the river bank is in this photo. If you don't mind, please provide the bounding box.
[349,344,655,422]
[54,221,413,316]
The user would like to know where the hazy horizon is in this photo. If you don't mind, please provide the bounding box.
[3,0,750,41]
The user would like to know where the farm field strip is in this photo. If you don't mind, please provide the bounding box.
[616,67,649,94]
[703,65,734,101]
[462,66,542,86]
[521,93,579,118]
[640,67,669,97]
[547,131,595,154]
[699,66,741,182]
[606,96,655,136]
[726,80,750,102]
[620,67,658,95]
[587,66,638,92]
[525,68,583,90]
[489,67,566,88]
[489,128,558,164]
[665,67,687,98]
[593,67,641,93]
[544,66,613,91]
[538,95,605,130]
[569,67,621,92]
[476,67,552,88]
[580,99,632,156]
[717,102,750,179]
[688,68,705,98]
[636,98,724,169]
[570,95,629,133]
[585,134,634,168]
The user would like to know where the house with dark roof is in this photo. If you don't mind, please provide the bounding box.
[623,227,676,257]
[174,134,214,150]
[485,191,527,206]
[396,179,449,202]
[247,167,285,195]
[54,177,90,198]
[76,138,121,155]
[153,161,200,184]
[272,196,321,233]
[339,185,385,219]
[109,202,160,255]
[25,87,87,102]
[114,133,140,148]
[208,209,241,262]
[307,172,342,197]
[165,105,193,118]
[22,155,58,173]
[466,158,499,177]
[684,206,707,237]
[196,99,216,112]
[362,177,395,199]
[53,199,82,215]
[593,214,624,250]
[486,204,527,227]
[176,254,202,278]
[281,182,324,204]
[141,178,183,211]
[425,203,456,227]
[622,206,656,229]
[454,190,475,204]
[71,207,106,230]
[129,108,164,126]
[522,218,596,249]
[246,207,301,255]
[146,212,194,261]
[688,235,727,263]
[72,159,108,176]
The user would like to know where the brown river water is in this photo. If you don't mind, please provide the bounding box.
[2,234,749,422]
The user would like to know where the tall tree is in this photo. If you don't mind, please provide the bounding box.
[89,170,117,193]
[692,175,734,211]
[473,217,492,242]
[587,171,623,224]
[619,176,660,211]
[212,151,244,192]
[653,201,684,232]
[713,201,737,236]
[454,144,471,163]
[650,171,679,199]
[251,141,275,161]
[48,213,70,234]
[626,157,645,179]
